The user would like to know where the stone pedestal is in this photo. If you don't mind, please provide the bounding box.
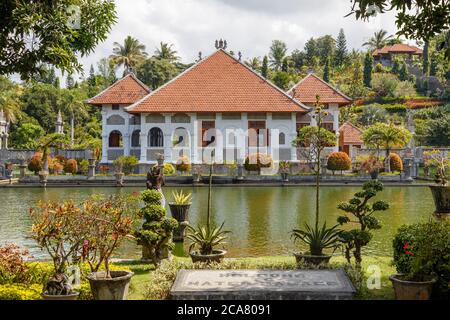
[403,158,413,182]
[171,269,356,300]
[236,163,245,181]
[18,165,27,179]
[88,159,96,178]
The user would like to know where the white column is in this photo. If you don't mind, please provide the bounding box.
[189,113,199,164]
[101,108,108,163]
[163,114,173,162]
[291,113,298,161]
[215,113,223,163]
[140,114,147,163]
[123,133,130,156]
[332,105,340,152]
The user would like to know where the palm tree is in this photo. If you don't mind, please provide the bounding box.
[61,89,89,147]
[244,57,261,71]
[269,40,288,71]
[363,30,393,50]
[154,42,179,62]
[38,133,68,172]
[110,36,147,75]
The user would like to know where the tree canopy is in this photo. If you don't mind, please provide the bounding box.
[0,0,117,79]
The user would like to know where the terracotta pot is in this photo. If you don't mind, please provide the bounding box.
[41,292,79,300]
[87,270,134,300]
[429,185,450,214]
[389,274,435,300]
[190,250,227,264]
[293,252,332,266]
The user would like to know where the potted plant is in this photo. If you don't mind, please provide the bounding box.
[186,153,230,263]
[134,190,178,264]
[112,158,125,187]
[169,190,192,241]
[424,150,450,215]
[36,133,67,186]
[390,220,449,300]
[291,96,340,266]
[279,161,291,182]
[361,155,383,180]
[29,200,83,300]
[82,194,138,300]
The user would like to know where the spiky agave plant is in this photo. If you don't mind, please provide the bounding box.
[291,223,342,256]
[186,222,230,255]
[171,190,192,205]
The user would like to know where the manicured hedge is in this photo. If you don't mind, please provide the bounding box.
[327,152,352,173]
[389,153,403,172]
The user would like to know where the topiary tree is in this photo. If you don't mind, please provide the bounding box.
[389,153,403,172]
[64,159,78,175]
[363,52,373,87]
[244,153,273,172]
[134,190,178,265]
[337,180,390,268]
[175,155,191,173]
[327,152,352,174]
[113,155,139,175]
[28,153,43,174]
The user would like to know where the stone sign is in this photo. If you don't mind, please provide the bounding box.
[171,269,356,300]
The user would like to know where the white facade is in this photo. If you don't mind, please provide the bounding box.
[100,104,340,164]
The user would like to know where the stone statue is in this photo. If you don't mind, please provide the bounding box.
[146,164,166,207]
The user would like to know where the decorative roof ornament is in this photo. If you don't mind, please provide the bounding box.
[215,39,228,50]
[198,51,203,61]
[238,51,242,61]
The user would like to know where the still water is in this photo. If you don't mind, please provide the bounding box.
[0,186,433,259]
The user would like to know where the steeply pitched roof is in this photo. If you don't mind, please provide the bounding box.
[288,73,352,105]
[339,122,363,145]
[87,73,151,106]
[373,44,423,56]
[127,49,309,113]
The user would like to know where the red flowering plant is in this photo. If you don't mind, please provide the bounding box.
[0,244,32,284]
[29,201,85,296]
[80,194,139,279]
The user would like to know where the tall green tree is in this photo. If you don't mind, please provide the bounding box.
[423,41,429,76]
[399,62,409,81]
[11,123,45,149]
[290,49,306,71]
[304,38,318,67]
[334,28,348,66]
[154,42,179,62]
[261,56,269,78]
[136,58,178,90]
[323,57,330,82]
[0,0,117,79]
[269,40,288,71]
[362,123,412,172]
[363,52,373,87]
[110,36,147,75]
[316,35,336,64]
[363,29,393,50]
[429,52,438,76]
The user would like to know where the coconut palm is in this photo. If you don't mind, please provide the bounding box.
[244,57,261,71]
[110,36,147,75]
[363,29,393,50]
[154,42,179,62]
[269,40,288,71]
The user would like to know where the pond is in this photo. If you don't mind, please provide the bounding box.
[0,185,434,259]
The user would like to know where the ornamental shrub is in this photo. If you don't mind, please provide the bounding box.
[79,159,89,175]
[155,163,175,176]
[389,153,403,172]
[244,153,273,172]
[175,155,191,172]
[393,221,450,299]
[134,190,178,265]
[327,152,351,174]
[64,159,78,174]
[27,153,43,174]
[0,283,42,300]
[113,155,139,175]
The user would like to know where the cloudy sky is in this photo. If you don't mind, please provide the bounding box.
[79,0,406,79]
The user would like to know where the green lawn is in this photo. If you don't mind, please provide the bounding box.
[119,255,396,300]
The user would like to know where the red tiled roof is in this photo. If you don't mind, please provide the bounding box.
[127,50,309,113]
[339,122,363,145]
[87,73,151,106]
[288,73,352,105]
[373,44,422,56]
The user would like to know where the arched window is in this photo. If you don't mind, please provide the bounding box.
[279,132,286,145]
[148,127,164,147]
[129,115,141,125]
[131,130,141,147]
[173,127,189,147]
[109,130,123,147]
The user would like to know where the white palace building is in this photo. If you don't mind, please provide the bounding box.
[87,49,352,166]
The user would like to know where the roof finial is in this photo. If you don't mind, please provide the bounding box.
[238,51,242,61]
[215,39,228,50]
[198,51,202,61]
